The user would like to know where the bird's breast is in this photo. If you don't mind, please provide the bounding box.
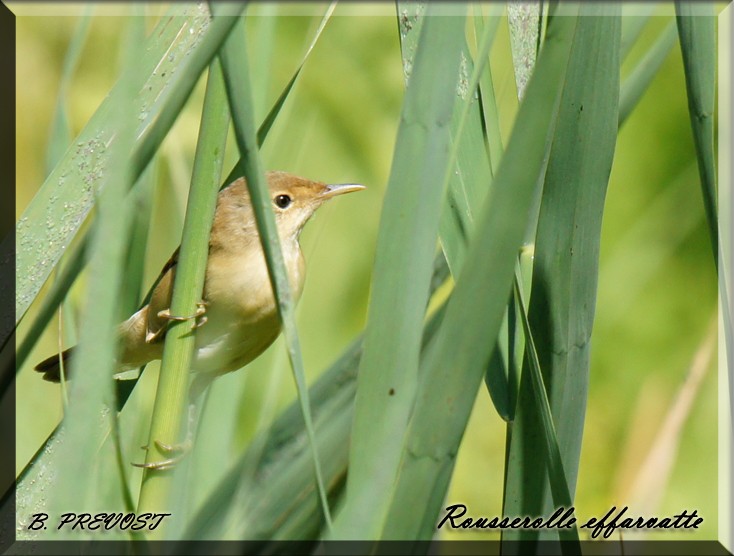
[205,240,305,317]
[193,239,305,375]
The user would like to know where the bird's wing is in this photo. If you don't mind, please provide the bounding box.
[145,247,179,343]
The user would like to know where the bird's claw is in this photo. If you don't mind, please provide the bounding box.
[132,439,193,471]
[157,301,208,330]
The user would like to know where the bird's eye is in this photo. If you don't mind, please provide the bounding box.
[274,194,292,209]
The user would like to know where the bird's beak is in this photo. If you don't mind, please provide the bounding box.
[322,183,366,198]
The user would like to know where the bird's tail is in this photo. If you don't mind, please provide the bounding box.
[34,347,74,383]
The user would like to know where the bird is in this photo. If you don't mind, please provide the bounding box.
[35,170,364,391]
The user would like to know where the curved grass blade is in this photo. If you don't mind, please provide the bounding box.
[6,10,92,394]
[216,13,333,530]
[402,2,512,431]
[0,10,91,361]
[221,1,337,186]
[676,1,717,267]
[379,4,581,540]
[484,1,540,426]
[12,2,245,337]
[330,6,467,540]
[676,9,731,520]
[619,19,678,127]
[502,4,620,546]
[7,166,156,399]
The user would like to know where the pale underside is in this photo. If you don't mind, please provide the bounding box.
[116,233,305,376]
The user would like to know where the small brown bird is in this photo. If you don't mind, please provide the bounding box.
[35,171,364,384]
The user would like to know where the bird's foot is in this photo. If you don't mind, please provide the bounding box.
[132,439,193,471]
[157,301,208,330]
[145,302,208,344]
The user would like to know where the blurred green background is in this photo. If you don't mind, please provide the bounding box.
[14,2,718,541]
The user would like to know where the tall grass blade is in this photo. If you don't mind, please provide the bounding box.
[396,2,494,280]
[502,4,620,546]
[513,275,580,548]
[330,6,467,540]
[676,11,731,526]
[136,58,230,530]
[379,4,581,539]
[216,13,333,529]
[440,11,495,279]
[399,2,512,431]
[676,1,718,267]
[43,14,143,540]
[471,6,525,424]
[451,8,517,423]
[397,3,461,282]
[474,4,505,176]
